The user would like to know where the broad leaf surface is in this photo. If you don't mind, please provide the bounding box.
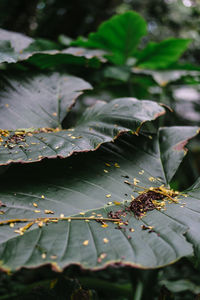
[0,29,106,67]
[72,11,147,65]
[0,72,92,129]
[135,38,191,69]
[0,28,33,52]
[0,94,165,165]
[0,126,199,272]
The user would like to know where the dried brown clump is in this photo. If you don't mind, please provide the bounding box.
[129,190,165,218]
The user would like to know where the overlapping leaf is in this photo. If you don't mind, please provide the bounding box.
[0,28,106,67]
[0,74,165,166]
[0,126,199,272]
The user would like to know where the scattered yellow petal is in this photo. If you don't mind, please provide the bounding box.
[139,170,144,175]
[10,223,15,228]
[114,163,120,168]
[50,255,57,260]
[131,195,135,200]
[107,202,112,205]
[148,135,153,139]
[68,218,71,222]
[114,201,121,205]
[33,202,38,207]
[44,210,54,214]
[38,221,43,227]
[103,238,109,243]
[14,229,23,235]
[34,210,41,213]
[104,169,108,173]
[60,214,64,218]
[41,195,45,199]
[133,178,140,185]
[83,240,89,246]
[105,163,111,167]
[42,253,46,259]
[106,194,111,198]
[130,228,135,232]
[85,219,90,222]
[149,177,156,182]
[79,212,85,215]
[101,223,108,228]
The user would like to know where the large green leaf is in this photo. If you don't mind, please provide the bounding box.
[0,28,33,53]
[72,11,147,65]
[0,72,92,129]
[135,38,191,70]
[0,126,199,272]
[0,87,165,165]
[0,29,106,67]
[25,47,107,69]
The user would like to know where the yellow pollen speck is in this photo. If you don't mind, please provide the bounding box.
[10,223,15,228]
[106,194,111,198]
[104,169,108,173]
[114,201,121,205]
[103,238,109,243]
[33,203,38,207]
[68,218,71,222]
[44,210,54,214]
[133,178,140,185]
[114,163,120,168]
[101,224,108,228]
[148,135,153,139]
[38,221,43,227]
[42,253,46,259]
[149,177,156,182]
[89,215,95,219]
[130,228,135,232]
[85,219,90,222]
[41,195,45,199]
[105,163,111,167]
[60,213,64,218]
[79,212,85,215]
[34,210,41,213]
[83,240,89,246]
[99,253,107,259]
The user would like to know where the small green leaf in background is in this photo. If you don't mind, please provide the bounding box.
[135,38,191,69]
[72,11,147,65]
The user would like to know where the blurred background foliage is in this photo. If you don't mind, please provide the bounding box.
[0,0,199,63]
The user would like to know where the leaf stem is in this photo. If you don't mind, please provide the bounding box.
[0,217,121,225]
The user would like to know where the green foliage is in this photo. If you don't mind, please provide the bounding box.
[0,9,200,300]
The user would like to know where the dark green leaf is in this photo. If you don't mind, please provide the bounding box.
[0,94,165,165]
[0,127,199,272]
